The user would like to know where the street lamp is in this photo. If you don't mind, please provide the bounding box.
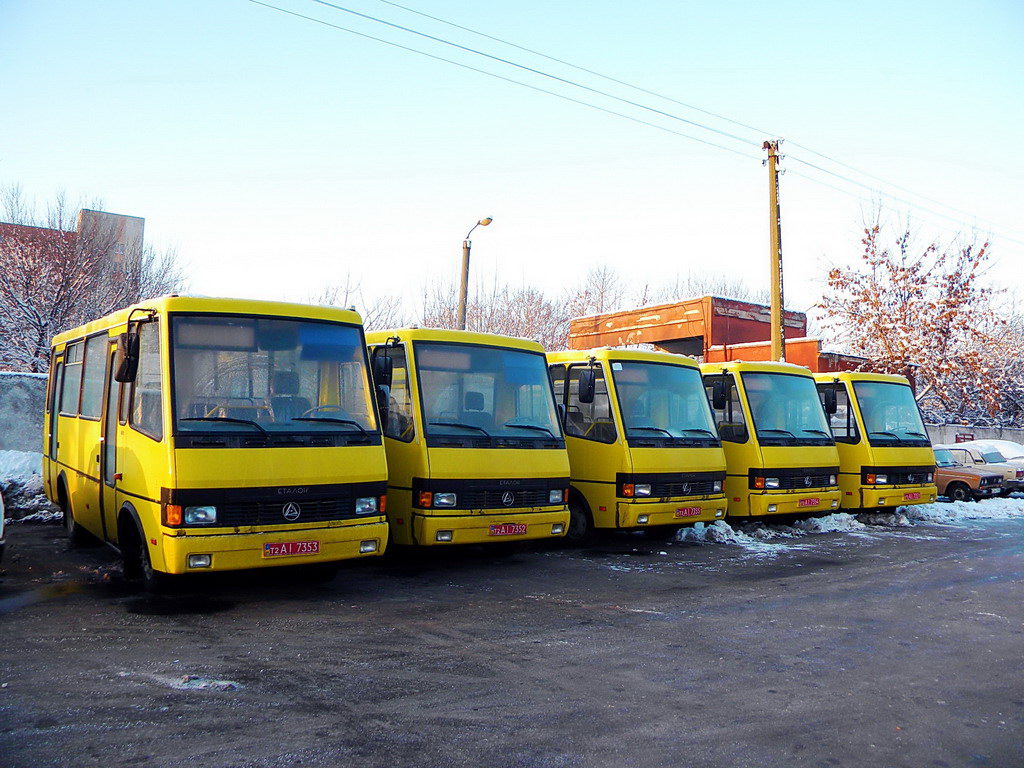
[456,217,493,331]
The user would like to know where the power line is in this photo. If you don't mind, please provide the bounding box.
[372,0,1024,243]
[245,0,763,161]
[303,0,759,148]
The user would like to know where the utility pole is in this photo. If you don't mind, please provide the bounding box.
[763,139,786,362]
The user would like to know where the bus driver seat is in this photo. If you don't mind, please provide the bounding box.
[271,370,311,423]
[462,391,493,431]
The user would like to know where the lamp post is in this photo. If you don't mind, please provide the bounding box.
[456,217,493,331]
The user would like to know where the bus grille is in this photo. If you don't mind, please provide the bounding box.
[459,488,554,508]
[776,473,834,490]
[649,478,720,497]
[216,498,361,527]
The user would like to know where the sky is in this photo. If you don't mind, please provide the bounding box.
[1,0,1022,320]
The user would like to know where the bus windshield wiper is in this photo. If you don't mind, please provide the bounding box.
[802,429,831,437]
[680,428,717,438]
[904,431,929,438]
[759,428,796,438]
[628,426,673,437]
[181,416,268,437]
[869,431,901,440]
[429,421,491,437]
[504,422,556,438]
[291,417,369,438]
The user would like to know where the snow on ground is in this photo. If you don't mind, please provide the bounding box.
[0,449,57,521]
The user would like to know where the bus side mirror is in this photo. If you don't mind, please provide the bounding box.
[114,332,140,383]
[373,352,393,387]
[577,369,596,404]
[711,380,727,410]
[822,387,838,415]
[556,402,566,425]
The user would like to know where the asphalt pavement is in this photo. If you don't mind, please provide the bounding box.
[0,516,1022,768]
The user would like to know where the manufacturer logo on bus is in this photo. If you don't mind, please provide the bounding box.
[804,476,813,487]
[501,492,515,507]
[282,502,302,521]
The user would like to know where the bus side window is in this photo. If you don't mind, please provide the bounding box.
[565,364,616,443]
[130,321,164,441]
[60,341,85,415]
[380,345,415,442]
[821,384,858,443]
[704,374,748,443]
[79,335,108,420]
[548,365,566,403]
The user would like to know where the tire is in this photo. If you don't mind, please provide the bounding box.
[643,524,681,542]
[564,498,595,546]
[59,481,97,547]
[122,520,173,593]
[946,482,972,503]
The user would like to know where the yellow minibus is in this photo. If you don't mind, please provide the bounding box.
[814,372,937,510]
[366,328,570,547]
[546,349,728,542]
[699,360,842,518]
[43,296,389,590]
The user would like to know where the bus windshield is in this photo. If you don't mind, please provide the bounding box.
[171,315,376,437]
[611,361,719,445]
[852,381,929,447]
[415,342,561,444]
[741,372,834,446]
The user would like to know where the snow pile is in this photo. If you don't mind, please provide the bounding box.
[677,520,804,555]
[858,511,913,527]
[902,497,1024,524]
[792,513,867,533]
[0,449,57,521]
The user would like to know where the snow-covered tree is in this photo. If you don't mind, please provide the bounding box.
[820,221,1024,424]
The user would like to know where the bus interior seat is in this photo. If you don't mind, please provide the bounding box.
[461,391,493,430]
[271,370,311,422]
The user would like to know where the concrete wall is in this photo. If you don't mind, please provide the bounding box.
[926,424,1024,447]
[0,372,46,452]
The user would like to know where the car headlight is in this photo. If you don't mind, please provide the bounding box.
[713,480,723,493]
[354,496,378,514]
[634,483,652,497]
[433,492,457,507]
[184,506,217,525]
[548,489,565,504]
[765,477,780,489]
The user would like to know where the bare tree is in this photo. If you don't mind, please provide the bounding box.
[309,274,405,331]
[0,184,186,372]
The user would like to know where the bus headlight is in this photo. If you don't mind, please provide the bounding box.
[829,474,838,485]
[184,506,217,525]
[927,473,934,482]
[765,478,780,489]
[634,484,652,497]
[433,492,457,507]
[875,474,888,484]
[713,480,723,493]
[548,489,565,504]
[354,497,378,515]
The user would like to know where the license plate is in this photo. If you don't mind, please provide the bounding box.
[263,540,320,558]
[675,507,702,518]
[489,523,527,536]
[798,498,820,508]
[904,492,921,500]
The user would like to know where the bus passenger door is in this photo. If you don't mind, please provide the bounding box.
[100,345,121,541]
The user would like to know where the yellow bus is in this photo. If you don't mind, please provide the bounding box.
[366,328,570,547]
[814,372,937,510]
[546,349,728,542]
[699,360,842,518]
[43,296,389,590]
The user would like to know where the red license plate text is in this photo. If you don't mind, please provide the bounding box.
[264,540,320,558]
[675,507,702,518]
[489,523,527,536]
[798,498,820,508]
[904,492,921,500]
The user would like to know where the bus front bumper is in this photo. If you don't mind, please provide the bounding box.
[412,507,569,546]
[617,497,728,527]
[745,489,843,517]
[854,484,938,508]
[158,519,389,574]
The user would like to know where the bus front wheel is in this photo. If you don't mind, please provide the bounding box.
[121,518,173,593]
[565,499,595,546]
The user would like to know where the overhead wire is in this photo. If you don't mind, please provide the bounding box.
[245,0,763,161]
[365,0,1024,244]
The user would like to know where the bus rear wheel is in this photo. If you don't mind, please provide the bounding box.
[59,482,97,547]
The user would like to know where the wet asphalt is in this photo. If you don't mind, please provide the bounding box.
[0,516,1022,768]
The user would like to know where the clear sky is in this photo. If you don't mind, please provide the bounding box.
[2,0,1022,317]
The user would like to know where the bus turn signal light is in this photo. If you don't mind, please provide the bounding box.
[164,504,183,526]
[417,491,433,508]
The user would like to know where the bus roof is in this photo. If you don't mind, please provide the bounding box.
[699,359,814,377]
[547,348,699,368]
[812,371,911,386]
[51,295,364,347]
[366,327,546,353]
